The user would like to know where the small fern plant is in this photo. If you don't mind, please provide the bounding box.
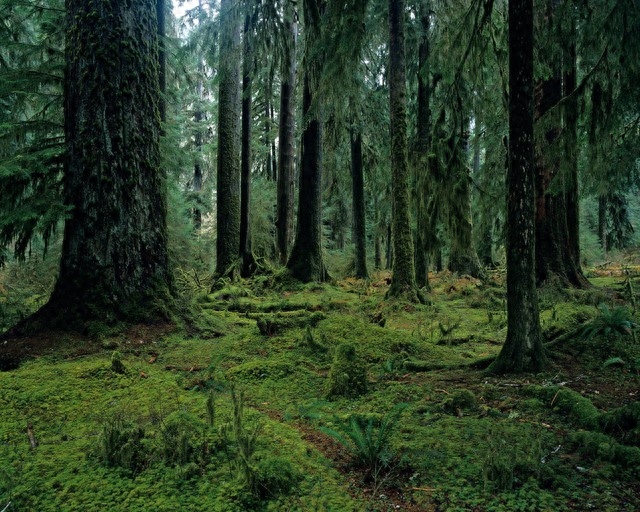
[580,303,637,341]
[321,403,408,477]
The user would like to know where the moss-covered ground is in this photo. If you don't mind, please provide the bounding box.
[1,266,640,511]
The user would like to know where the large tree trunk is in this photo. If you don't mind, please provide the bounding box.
[35,0,172,328]
[276,8,297,265]
[534,2,588,288]
[489,0,546,374]
[215,0,242,277]
[240,11,256,277]
[286,68,328,282]
[351,127,368,279]
[387,0,421,302]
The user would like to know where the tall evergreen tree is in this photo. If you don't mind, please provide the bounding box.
[387,0,421,302]
[25,0,173,328]
[239,7,257,277]
[215,0,242,277]
[350,125,368,279]
[534,0,587,288]
[276,2,297,265]
[489,0,546,373]
[287,0,329,282]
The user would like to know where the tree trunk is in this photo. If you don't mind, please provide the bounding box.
[34,0,172,328]
[489,0,546,374]
[534,2,588,288]
[414,3,431,290]
[598,195,608,253]
[240,11,257,277]
[286,28,328,282]
[387,0,421,302]
[276,9,297,265]
[157,0,166,125]
[215,0,242,277]
[351,127,368,279]
[446,122,484,279]
[193,107,204,231]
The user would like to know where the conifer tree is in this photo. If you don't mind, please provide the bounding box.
[215,0,242,277]
[287,0,329,282]
[387,0,421,302]
[27,0,173,328]
[489,0,546,374]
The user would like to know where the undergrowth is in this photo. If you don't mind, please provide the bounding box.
[1,269,639,510]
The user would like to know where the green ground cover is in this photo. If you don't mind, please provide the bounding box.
[1,269,639,511]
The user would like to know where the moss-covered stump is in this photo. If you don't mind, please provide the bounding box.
[254,311,325,336]
[442,389,478,416]
[326,343,368,399]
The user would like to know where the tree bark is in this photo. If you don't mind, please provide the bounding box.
[215,0,242,277]
[276,8,297,265]
[351,127,368,279]
[446,119,484,278]
[157,0,166,125]
[387,0,420,302]
[240,10,256,277]
[414,3,431,289]
[35,0,172,328]
[489,0,546,374]
[534,2,588,288]
[286,66,328,282]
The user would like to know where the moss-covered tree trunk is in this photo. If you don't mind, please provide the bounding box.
[447,121,484,279]
[215,0,241,277]
[157,0,166,125]
[534,3,588,288]
[276,7,297,266]
[489,0,546,374]
[287,70,328,282]
[350,127,368,279]
[240,10,256,277]
[286,0,328,283]
[413,3,431,290]
[387,0,420,301]
[37,0,172,327]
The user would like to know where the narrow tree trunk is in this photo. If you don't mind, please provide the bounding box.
[215,0,242,277]
[35,0,172,328]
[374,197,382,270]
[193,106,204,231]
[240,11,257,277]
[157,0,166,125]
[276,9,297,265]
[387,0,421,302]
[414,3,431,290]
[489,0,546,374]
[598,195,608,253]
[351,126,368,279]
[447,106,483,278]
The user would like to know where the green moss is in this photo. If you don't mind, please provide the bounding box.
[442,389,478,415]
[524,386,600,429]
[569,431,640,472]
[326,343,368,399]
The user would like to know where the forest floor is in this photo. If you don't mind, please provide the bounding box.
[1,265,640,511]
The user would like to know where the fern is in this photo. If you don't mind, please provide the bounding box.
[321,403,407,476]
[580,303,637,340]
